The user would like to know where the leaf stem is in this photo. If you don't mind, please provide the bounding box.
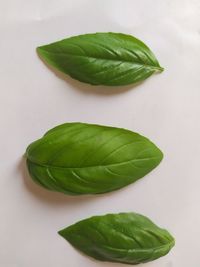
[157,66,164,72]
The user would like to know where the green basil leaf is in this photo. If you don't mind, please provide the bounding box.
[26,122,163,195]
[37,32,163,86]
[58,212,175,264]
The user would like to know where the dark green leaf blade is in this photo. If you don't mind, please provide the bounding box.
[58,212,175,264]
[26,122,163,195]
[37,33,163,86]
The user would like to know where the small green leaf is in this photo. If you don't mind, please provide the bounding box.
[58,212,175,264]
[37,32,163,86]
[26,122,163,195]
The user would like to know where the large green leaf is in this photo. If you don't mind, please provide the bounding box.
[26,122,163,195]
[37,32,163,86]
[58,212,175,264]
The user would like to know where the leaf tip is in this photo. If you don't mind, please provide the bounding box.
[36,46,43,55]
[58,229,65,237]
[58,227,70,239]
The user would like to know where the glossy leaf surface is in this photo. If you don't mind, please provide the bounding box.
[26,123,163,195]
[59,212,175,264]
[37,32,163,86]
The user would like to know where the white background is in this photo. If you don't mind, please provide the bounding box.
[1,0,200,266]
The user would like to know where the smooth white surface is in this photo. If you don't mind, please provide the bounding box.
[1,0,200,266]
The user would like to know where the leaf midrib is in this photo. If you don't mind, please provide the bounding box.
[38,48,164,71]
[27,155,160,170]
[102,240,174,253]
